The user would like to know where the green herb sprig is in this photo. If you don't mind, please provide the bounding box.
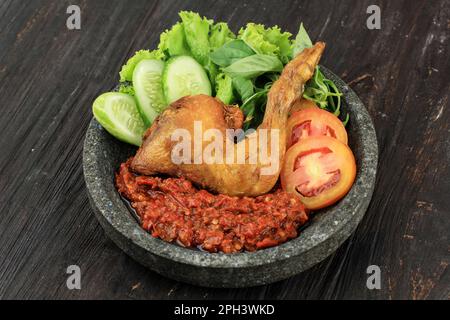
[303,66,348,125]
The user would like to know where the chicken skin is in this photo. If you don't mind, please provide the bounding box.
[131,43,326,197]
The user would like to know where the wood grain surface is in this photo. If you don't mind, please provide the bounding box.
[0,0,448,300]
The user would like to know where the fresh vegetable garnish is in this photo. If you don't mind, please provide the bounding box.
[232,76,254,101]
[290,98,319,114]
[292,25,347,123]
[287,108,348,148]
[94,11,347,146]
[292,23,312,57]
[158,22,191,57]
[238,23,293,64]
[223,54,283,79]
[118,83,135,97]
[162,56,212,104]
[92,93,146,147]
[215,73,235,105]
[241,81,273,129]
[281,136,356,210]
[210,40,255,67]
[133,59,166,126]
[119,50,164,83]
[303,66,344,118]
[217,21,345,128]
[209,22,236,50]
[179,11,214,67]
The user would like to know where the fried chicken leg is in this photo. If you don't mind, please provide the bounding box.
[131,43,326,196]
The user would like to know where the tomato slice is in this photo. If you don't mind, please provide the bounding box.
[290,98,318,115]
[287,108,348,148]
[281,136,356,210]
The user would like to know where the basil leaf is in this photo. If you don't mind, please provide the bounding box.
[224,55,283,79]
[241,88,270,130]
[293,23,313,56]
[232,76,254,101]
[210,40,255,67]
[241,90,267,114]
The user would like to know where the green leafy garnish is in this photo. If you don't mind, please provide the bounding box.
[179,11,213,66]
[223,54,283,79]
[263,26,293,63]
[215,73,235,104]
[232,76,254,102]
[238,23,293,64]
[303,66,343,116]
[241,83,272,130]
[118,83,135,96]
[292,25,346,123]
[158,22,191,57]
[292,23,313,57]
[209,22,236,49]
[109,12,347,145]
[210,40,255,67]
[119,50,164,83]
[342,113,350,126]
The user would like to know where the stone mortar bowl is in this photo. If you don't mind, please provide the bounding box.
[83,67,378,288]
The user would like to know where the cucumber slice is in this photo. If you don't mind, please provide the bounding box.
[93,92,146,146]
[163,56,212,104]
[133,59,166,126]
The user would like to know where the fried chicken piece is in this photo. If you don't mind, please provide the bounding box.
[131,43,326,196]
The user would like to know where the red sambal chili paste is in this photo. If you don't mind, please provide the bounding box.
[116,159,309,253]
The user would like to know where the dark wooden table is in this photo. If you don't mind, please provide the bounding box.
[0,0,448,300]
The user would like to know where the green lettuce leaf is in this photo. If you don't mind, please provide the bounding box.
[264,26,293,63]
[118,83,135,96]
[205,60,219,90]
[215,73,235,104]
[209,22,236,49]
[238,23,292,64]
[179,11,212,66]
[119,50,164,83]
[158,22,191,57]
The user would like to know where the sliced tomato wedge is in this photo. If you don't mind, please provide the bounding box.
[281,136,356,210]
[287,108,348,148]
[290,98,318,115]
